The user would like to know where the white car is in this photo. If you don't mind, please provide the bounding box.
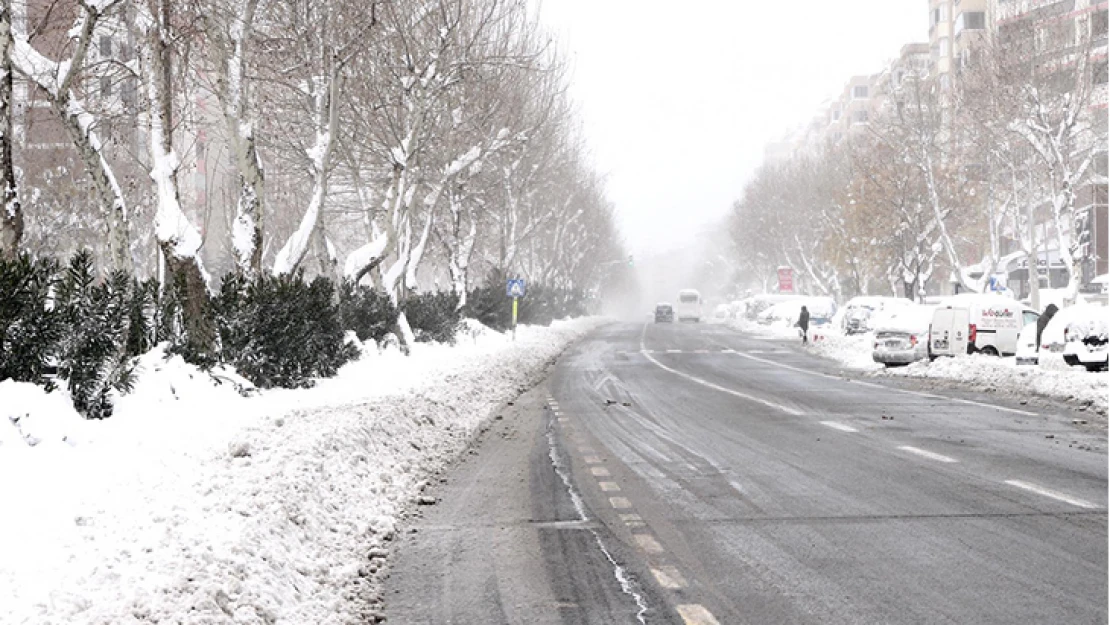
[872,305,935,367]
[1062,306,1108,371]
[1014,322,1039,366]
[758,297,837,328]
[840,296,914,335]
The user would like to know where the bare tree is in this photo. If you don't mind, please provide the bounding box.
[0,0,18,258]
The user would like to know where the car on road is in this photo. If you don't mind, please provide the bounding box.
[713,304,730,320]
[872,305,935,367]
[1061,305,1108,371]
[654,302,674,323]
[676,289,702,322]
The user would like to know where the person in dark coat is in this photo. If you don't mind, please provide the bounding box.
[796,305,810,344]
[1035,303,1058,351]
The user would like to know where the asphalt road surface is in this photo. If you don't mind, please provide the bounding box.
[385,321,1108,624]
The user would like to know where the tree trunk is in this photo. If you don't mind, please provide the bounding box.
[0,0,18,259]
[142,0,214,360]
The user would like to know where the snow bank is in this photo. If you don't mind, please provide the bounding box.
[882,355,1108,418]
[796,327,1107,419]
[0,317,604,624]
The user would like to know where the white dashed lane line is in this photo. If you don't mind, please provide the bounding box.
[676,604,722,625]
[609,497,633,509]
[651,565,689,590]
[897,445,959,463]
[633,534,665,555]
[820,420,859,433]
[590,466,611,477]
[598,481,621,492]
[1004,480,1100,509]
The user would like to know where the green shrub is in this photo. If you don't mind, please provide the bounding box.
[0,254,63,388]
[215,271,358,389]
[402,291,462,343]
[338,281,398,344]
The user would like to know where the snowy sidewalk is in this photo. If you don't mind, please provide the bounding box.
[0,318,604,624]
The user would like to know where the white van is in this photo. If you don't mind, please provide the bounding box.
[928,294,1039,358]
[676,289,702,322]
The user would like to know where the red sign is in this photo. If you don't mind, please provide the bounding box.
[777,267,794,293]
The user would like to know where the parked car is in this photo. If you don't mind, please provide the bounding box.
[758,297,837,327]
[676,289,702,322]
[654,302,674,323]
[1062,305,1108,371]
[872,305,935,367]
[744,294,801,321]
[840,296,914,335]
[1014,322,1039,366]
[928,294,1039,358]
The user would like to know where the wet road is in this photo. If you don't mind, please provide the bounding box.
[386,321,1107,624]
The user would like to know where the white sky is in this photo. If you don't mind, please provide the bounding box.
[537,0,926,258]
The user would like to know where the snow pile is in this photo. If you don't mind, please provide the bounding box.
[0,317,604,624]
[806,331,883,371]
[883,355,1108,418]
[728,316,803,340]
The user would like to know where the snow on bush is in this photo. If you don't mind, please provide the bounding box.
[0,317,603,624]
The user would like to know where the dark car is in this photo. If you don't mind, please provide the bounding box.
[654,303,674,323]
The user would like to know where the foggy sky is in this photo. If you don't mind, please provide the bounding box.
[538,0,925,259]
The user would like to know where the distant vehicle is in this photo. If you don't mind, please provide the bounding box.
[654,302,674,323]
[928,294,1039,358]
[872,305,935,367]
[713,304,730,320]
[1061,305,1108,371]
[839,296,914,335]
[1015,322,1039,366]
[676,289,702,322]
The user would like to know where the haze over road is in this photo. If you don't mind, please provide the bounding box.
[387,321,1108,624]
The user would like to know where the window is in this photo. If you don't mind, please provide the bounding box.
[956,11,986,33]
[832,110,841,121]
[854,110,868,124]
[1022,311,1039,328]
[1093,9,1109,40]
[939,37,950,58]
[852,85,868,99]
[121,80,136,109]
[99,35,112,58]
[1094,59,1108,85]
[100,75,112,97]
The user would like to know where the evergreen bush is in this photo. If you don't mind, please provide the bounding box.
[338,281,398,344]
[215,272,358,389]
[402,291,462,343]
[0,254,63,388]
[55,251,136,419]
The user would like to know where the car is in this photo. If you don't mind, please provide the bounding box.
[676,289,702,322]
[654,302,674,323]
[1061,305,1108,371]
[713,304,730,320]
[1014,322,1039,365]
[758,297,837,327]
[839,296,914,335]
[744,294,801,321]
[872,305,935,367]
[928,294,1039,358]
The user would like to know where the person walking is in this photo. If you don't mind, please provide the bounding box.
[796,305,810,345]
[1035,303,1058,352]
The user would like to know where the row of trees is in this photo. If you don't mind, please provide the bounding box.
[0,0,622,348]
[732,13,1107,307]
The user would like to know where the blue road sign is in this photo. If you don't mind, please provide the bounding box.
[506,279,526,298]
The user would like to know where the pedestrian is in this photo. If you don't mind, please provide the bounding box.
[796,305,810,345]
[1035,303,1058,351]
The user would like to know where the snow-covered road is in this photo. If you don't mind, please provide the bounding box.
[0,318,603,624]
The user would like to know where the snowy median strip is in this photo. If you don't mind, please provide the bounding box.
[0,317,604,624]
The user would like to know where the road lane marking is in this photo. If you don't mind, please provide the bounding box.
[666,349,682,354]
[579,446,596,454]
[599,481,621,492]
[584,455,602,464]
[633,533,664,554]
[731,350,1038,417]
[897,445,958,463]
[639,324,803,416]
[676,604,721,625]
[820,420,858,433]
[591,466,611,477]
[609,497,633,509]
[619,513,644,528]
[652,565,689,589]
[558,417,569,423]
[1004,480,1098,509]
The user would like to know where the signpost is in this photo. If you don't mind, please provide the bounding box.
[777,266,794,293]
[506,279,526,340]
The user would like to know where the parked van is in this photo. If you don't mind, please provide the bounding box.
[676,289,703,322]
[928,294,1039,358]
